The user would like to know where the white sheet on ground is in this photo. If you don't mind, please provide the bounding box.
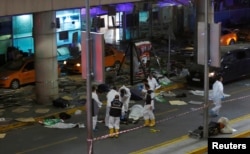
[45,123,77,129]
[128,104,144,121]
[189,90,230,99]
[169,100,187,105]
[188,101,204,105]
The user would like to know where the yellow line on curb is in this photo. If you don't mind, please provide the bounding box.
[232,131,250,138]
[129,135,189,154]
[131,114,250,154]
[187,146,208,154]
[187,130,250,154]
[187,114,250,154]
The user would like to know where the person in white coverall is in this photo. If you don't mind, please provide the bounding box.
[92,85,102,131]
[105,86,119,127]
[210,75,224,116]
[141,73,160,110]
[143,83,156,127]
[119,85,131,119]
[147,73,160,90]
[108,94,123,138]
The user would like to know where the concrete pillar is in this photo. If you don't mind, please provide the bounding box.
[196,0,213,23]
[33,11,59,104]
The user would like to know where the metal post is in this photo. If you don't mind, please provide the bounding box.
[168,33,171,76]
[203,0,209,139]
[85,0,93,153]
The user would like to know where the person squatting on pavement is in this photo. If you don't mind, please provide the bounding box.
[105,86,119,127]
[143,83,156,127]
[210,75,225,117]
[109,94,123,138]
[118,85,131,120]
[92,85,102,131]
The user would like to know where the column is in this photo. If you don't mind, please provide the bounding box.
[33,11,59,104]
[196,0,213,23]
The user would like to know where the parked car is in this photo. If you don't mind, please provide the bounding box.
[0,58,61,89]
[63,44,125,74]
[186,45,250,87]
[57,46,72,68]
[0,58,35,89]
[237,26,250,42]
[176,46,195,57]
[220,28,238,46]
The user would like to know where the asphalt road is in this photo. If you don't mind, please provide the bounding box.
[1,76,250,154]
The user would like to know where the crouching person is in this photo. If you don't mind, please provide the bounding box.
[218,117,234,134]
[143,83,156,127]
[109,95,123,138]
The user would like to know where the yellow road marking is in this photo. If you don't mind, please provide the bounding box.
[227,86,250,95]
[16,136,78,154]
[129,135,189,154]
[155,108,178,116]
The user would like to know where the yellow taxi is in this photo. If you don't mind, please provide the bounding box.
[220,29,238,46]
[0,58,60,89]
[0,58,35,89]
[63,44,125,73]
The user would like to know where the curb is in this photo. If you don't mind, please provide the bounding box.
[187,114,250,154]
[187,130,250,154]
[130,114,250,154]
[155,82,186,93]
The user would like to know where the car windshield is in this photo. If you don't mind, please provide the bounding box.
[1,60,24,71]
[221,29,230,35]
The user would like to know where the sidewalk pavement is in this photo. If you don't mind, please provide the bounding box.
[0,80,186,133]
[1,80,249,154]
[131,114,250,154]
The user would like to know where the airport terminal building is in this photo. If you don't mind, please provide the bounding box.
[0,0,249,104]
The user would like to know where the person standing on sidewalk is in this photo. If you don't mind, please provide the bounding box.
[109,94,123,138]
[92,85,102,131]
[105,86,119,127]
[210,75,225,117]
[147,73,160,91]
[143,83,156,127]
[141,73,160,110]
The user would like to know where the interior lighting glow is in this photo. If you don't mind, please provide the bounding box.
[18,14,31,21]
[81,7,107,16]
[158,0,191,7]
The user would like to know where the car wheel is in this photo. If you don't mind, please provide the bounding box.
[10,79,20,89]
[229,39,235,45]
[113,61,121,70]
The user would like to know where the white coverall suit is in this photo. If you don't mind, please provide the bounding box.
[92,91,102,130]
[211,80,224,116]
[142,76,159,110]
[143,90,156,127]
[105,89,119,127]
[119,85,131,117]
